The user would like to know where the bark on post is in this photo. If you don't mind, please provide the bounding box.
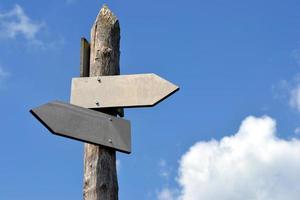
[83,5,120,200]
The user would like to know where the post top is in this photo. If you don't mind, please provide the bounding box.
[95,4,118,25]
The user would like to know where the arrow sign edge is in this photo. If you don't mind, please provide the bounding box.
[30,101,131,154]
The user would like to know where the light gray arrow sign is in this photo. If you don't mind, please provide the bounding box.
[70,73,179,109]
[30,101,131,154]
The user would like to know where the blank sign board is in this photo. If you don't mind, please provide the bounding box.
[30,101,131,154]
[70,73,179,109]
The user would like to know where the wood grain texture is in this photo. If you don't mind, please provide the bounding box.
[89,5,120,77]
[83,5,120,200]
[80,38,90,77]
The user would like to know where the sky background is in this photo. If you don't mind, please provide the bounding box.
[1,0,300,200]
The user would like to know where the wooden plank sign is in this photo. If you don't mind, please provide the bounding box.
[70,73,179,109]
[30,101,131,153]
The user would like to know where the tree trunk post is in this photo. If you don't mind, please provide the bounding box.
[83,5,120,200]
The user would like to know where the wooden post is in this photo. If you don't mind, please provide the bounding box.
[80,38,90,77]
[83,5,120,200]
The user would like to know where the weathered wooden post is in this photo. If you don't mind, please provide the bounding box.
[29,4,179,200]
[83,5,120,200]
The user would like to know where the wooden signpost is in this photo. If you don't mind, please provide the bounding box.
[30,4,179,200]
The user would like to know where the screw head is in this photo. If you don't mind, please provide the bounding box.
[109,118,112,121]
[97,77,101,82]
[108,139,113,143]
[95,101,100,106]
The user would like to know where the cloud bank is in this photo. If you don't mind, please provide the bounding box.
[0,4,43,41]
[159,116,300,200]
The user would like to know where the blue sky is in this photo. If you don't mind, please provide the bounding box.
[1,0,300,200]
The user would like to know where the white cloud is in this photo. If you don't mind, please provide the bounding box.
[0,4,43,41]
[274,75,300,112]
[157,188,176,200]
[290,84,300,111]
[159,116,300,200]
[159,159,171,179]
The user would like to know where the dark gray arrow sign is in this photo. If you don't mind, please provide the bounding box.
[30,101,131,154]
